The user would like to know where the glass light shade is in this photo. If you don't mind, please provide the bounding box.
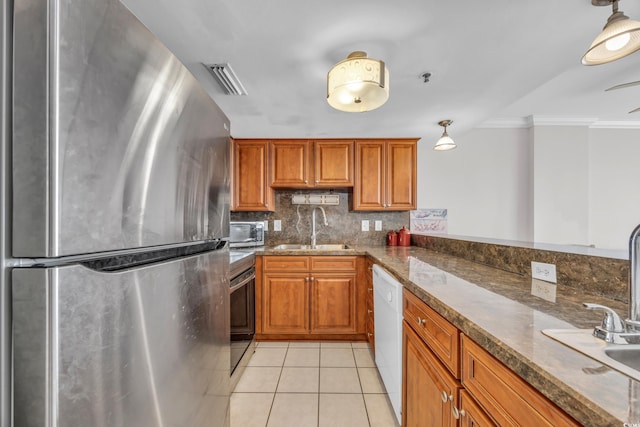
[327,51,389,112]
[582,11,640,65]
[433,134,456,151]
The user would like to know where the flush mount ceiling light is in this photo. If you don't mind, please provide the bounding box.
[327,51,389,112]
[434,120,457,151]
[582,0,640,65]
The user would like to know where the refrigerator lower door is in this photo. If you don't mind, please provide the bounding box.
[13,249,230,427]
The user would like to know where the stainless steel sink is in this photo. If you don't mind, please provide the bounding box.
[605,347,640,371]
[272,244,350,250]
[542,329,640,381]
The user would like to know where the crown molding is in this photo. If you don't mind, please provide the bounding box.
[477,115,640,129]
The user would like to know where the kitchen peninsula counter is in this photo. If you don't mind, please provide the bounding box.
[258,245,636,426]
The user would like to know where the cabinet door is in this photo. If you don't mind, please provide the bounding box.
[403,322,460,427]
[353,140,385,210]
[457,390,496,427]
[270,140,312,187]
[262,273,309,334]
[232,139,274,211]
[313,140,354,187]
[310,273,357,333]
[386,140,416,210]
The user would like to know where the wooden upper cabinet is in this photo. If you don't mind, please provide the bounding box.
[354,139,417,211]
[353,141,385,210]
[270,140,312,187]
[231,139,274,211]
[313,140,354,187]
[270,139,354,188]
[386,140,417,210]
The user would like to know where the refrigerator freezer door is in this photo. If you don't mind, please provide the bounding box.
[13,248,230,427]
[13,0,230,257]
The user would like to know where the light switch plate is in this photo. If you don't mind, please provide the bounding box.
[274,220,281,231]
[375,220,382,231]
[263,220,269,231]
[361,220,369,232]
[531,261,557,283]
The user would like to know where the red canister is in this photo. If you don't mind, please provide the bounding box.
[398,226,411,246]
[387,230,398,246]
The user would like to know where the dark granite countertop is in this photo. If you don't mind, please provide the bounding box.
[257,245,638,426]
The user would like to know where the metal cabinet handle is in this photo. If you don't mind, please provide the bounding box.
[315,180,319,184]
[368,288,373,292]
[305,180,308,184]
[440,391,453,403]
[417,316,427,325]
[310,276,315,282]
[368,309,373,314]
[367,332,373,337]
[452,406,465,419]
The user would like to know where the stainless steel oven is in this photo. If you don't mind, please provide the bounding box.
[229,251,256,389]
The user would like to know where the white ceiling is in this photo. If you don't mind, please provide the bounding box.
[121,0,640,143]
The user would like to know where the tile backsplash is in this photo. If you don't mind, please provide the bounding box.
[231,191,409,246]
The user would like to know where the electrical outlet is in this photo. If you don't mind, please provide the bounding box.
[274,220,281,231]
[263,220,269,231]
[531,261,557,283]
[375,220,382,231]
[531,279,557,302]
[361,220,369,232]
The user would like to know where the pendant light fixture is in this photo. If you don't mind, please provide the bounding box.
[434,120,457,151]
[327,51,389,112]
[582,0,640,65]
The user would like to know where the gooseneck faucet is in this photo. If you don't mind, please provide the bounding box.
[627,223,640,331]
[584,223,640,343]
[311,206,328,247]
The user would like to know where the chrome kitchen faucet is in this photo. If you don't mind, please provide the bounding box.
[584,224,640,344]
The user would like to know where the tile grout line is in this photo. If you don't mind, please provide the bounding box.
[264,343,288,427]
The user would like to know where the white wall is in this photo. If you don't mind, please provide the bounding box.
[589,128,640,250]
[418,128,532,241]
[532,126,589,246]
[417,124,640,251]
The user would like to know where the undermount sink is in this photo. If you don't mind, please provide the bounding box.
[542,329,640,381]
[604,347,640,371]
[272,244,350,250]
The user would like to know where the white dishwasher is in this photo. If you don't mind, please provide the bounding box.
[373,264,403,425]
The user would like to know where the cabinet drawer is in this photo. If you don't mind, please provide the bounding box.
[263,256,310,272]
[310,256,357,271]
[461,335,579,427]
[403,289,459,378]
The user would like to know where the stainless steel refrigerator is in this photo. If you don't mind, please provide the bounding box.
[4,0,232,426]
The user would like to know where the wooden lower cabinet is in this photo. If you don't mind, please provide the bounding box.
[403,322,460,427]
[457,390,496,427]
[402,289,580,427]
[365,258,375,352]
[461,335,580,427]
[262,273,309,334]
[257,255,365,340]
[310,273,356,333]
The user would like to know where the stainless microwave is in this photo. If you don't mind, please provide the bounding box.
[229,221,265,248]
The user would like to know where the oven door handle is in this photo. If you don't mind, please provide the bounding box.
[230,268,255,293]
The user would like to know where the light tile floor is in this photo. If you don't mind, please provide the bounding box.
[231,341,400,427]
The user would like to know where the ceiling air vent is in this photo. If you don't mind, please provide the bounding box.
[203,63,248,95]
